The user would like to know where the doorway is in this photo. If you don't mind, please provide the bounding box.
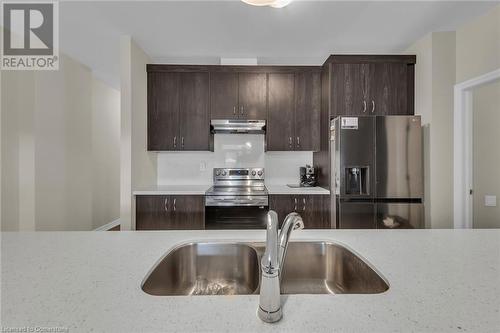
[454,68,500,228]
[472,80,500,228]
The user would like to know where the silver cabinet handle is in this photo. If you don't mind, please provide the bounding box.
[233,106,236,116]
[296,137,300,147]
[240,105,244,115]
[173,136,177,148]
[289,137,292,148]
[371,100,375,113]
[164,197,168,211]
[294,198,297,211]
[362,100,367,113]
[302,198,306,211]
[181,137,184,149]
[173,198,176,212]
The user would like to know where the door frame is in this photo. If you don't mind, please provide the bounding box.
[453,68,500,229]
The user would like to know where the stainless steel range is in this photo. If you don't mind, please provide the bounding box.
[205,168,269,229]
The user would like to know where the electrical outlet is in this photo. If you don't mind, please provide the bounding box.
[484,195,497,207]
[199,162,207,172]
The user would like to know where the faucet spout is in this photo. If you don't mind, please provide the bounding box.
[257,210,303,323]
[278,212,304,277]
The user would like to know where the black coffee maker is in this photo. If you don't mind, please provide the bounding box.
[300,165,317,187]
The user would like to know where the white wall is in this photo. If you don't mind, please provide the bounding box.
[120,36,157,230]
[1,54,120,231]
[157,134,312,185]
[473,80,500,228]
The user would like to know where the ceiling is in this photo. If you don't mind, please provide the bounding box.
[58,1,498,88]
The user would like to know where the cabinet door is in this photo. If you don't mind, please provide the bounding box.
[297,195,330,229]
[331,64,371,117]
[171,196,205,230]
[238,73,267,120]
[179,72,209,150]
[370,63,408,115]
[294,72,321,151]
[136,195,172,230]
[267,73,295,151]
[269,195,295,227]
[210,72,239,119]
[147,73,179,150]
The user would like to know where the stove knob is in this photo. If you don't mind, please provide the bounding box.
[251,170,256,176]
[257,170,263,176]
[215,170,221,176]
[221,170,227,176]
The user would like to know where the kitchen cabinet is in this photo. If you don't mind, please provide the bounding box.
[267,71,321,151]
[269,194,330,229]
[267,73,295,151]
[210,72,267,120]
[329,56,415,117]
[147,71,209,151]
[148,72,180,150]
[136,195,205,230]
[209,72,239,119]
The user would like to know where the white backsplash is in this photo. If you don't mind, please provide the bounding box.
[157,134,312,185]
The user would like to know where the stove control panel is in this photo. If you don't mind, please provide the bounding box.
[213,168,264,181]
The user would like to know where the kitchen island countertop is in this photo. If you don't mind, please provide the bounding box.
[2,230,499,332]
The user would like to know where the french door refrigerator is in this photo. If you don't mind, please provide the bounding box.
[330,116,424,229]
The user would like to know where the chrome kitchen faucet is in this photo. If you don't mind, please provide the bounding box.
[257,211,304,323]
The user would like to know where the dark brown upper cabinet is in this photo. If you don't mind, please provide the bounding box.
[238,73,267,119]
[294,71,321,151]
[148,72,180,151]
[147,71,209,151]
[179,72,210,150]
[209,72,239,119]
[329,55,415,117]
[210,72,267,120]
[267,73,295,151]
[267,71,321,151]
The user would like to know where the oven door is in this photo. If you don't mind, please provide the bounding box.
[205,195,269,229]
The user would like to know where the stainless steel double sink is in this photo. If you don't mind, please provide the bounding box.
[141,241,389,296]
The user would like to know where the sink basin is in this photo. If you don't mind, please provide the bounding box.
[282,242,388,294]
[141,243,260,296]
[141,241,388,296]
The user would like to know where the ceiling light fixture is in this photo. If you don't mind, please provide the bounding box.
[241,0,293,8]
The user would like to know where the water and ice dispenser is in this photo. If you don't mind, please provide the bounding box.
[345,167,369,196]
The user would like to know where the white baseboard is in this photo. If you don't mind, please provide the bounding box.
[94,219,120,231]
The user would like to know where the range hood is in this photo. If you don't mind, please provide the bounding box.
[210,120,266,134]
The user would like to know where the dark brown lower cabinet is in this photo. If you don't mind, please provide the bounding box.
[269,195,330,229]
[136,195,204,230]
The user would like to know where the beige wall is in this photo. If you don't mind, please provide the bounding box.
[405,4,500,228]
[456,4,500,83]
[92,79,121,229]
[406,31,456,229]
[1,54,120,231]
[473,80,500,228]
[120,36,157,231]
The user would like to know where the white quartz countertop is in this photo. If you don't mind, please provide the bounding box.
[133,185,330,195]
[266,185,330,195]
[133,185,210,195]
[3,230,499,333]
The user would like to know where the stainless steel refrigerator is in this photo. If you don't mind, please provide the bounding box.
[330,116,424,229]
